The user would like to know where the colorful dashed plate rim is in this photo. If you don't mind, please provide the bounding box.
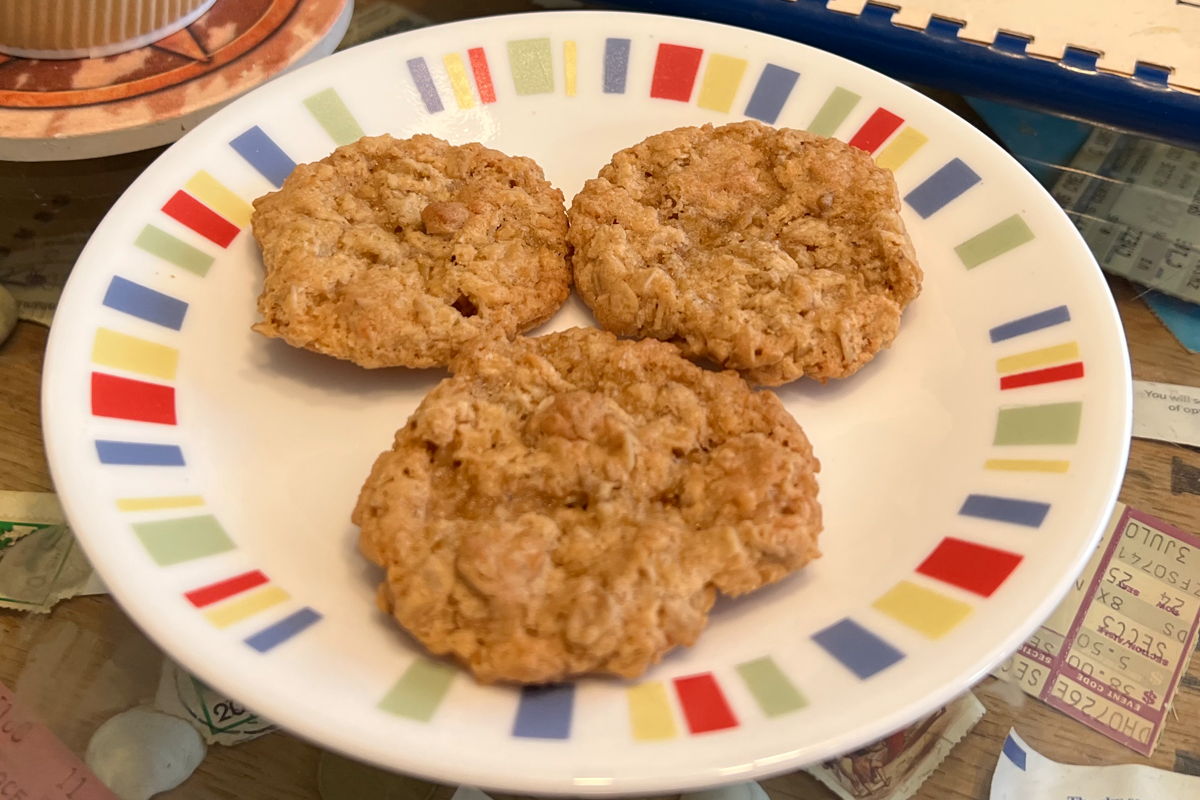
[43,11,1131,794]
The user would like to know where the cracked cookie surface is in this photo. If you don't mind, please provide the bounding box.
[353,328,822,683]
[251,134,570,368]
[568,121,922,385]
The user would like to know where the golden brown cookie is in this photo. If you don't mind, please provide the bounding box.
[250,134,570,368]
[353,327,822,684]
[568,121,922,385]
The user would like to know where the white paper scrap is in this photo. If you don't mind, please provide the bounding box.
[991,729,1200,799]
[1132,380,1200,449]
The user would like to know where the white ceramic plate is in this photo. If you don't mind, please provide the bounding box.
[43,11,1131,795]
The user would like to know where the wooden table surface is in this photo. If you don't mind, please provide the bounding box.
[4,274,1199,800]
[3,3,1200,798]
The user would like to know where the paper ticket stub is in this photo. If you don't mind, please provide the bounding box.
[991,729,1200,799]
[807,692,985,800]
[1132,379,1200,449]
[993,503,1200,755]
[0,679,118,800]
[154,659,276,746]
[0,490,65,552]
[1051,128,1200,305]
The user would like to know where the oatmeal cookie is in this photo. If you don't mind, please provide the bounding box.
[353,328,822,683]
[251,134,570,368]
[568,121,922,384]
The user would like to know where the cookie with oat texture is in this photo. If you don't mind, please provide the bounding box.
[353,327,822,683]
[251,134,570,368]
[568,120,922,385]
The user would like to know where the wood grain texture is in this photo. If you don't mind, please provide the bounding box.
[0,322,51,492]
